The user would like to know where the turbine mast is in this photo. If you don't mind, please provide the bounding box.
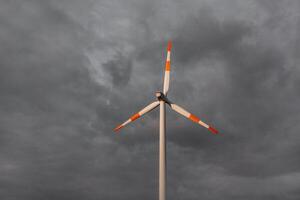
[159,100,166,200]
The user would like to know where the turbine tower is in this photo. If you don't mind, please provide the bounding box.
[114,41,218,200]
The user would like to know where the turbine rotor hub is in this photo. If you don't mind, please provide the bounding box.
[155,91,163,98]
[155,91,170,104]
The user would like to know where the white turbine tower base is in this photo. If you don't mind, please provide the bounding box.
[114,41,219,200]
[159,100,166,200]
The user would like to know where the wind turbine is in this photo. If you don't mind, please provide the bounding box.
[114,41,218,200]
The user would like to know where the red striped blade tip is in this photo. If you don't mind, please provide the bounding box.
[114,124,123,132]
[167,41,172,51]
[208,126,218,134]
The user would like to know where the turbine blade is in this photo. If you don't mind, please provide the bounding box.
[114,101,160,132]
[163,41,172,95]
[170,103,218,134]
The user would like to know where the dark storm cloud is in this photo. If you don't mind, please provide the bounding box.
[166,7,300,181]
[103,52,133,87]
[0,0,107,199]
[173,8,252,64]
[1,0,300,200]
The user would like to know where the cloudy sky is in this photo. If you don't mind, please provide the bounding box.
[1,0,300,199]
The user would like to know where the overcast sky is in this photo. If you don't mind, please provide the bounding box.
[0,0,300,199]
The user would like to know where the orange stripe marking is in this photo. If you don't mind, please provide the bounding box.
[189,114,200,123]
[130,113,140,121]
[165,61,171,71]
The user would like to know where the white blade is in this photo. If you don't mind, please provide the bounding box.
[170,103,218,134]
[163,41,172,95]
[114,101,160,132]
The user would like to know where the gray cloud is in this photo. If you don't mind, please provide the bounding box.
[0,0,300,200]
[103,52,133,87]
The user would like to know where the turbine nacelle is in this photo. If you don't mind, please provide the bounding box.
[155,91,171,104]
[155,91,163,98]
